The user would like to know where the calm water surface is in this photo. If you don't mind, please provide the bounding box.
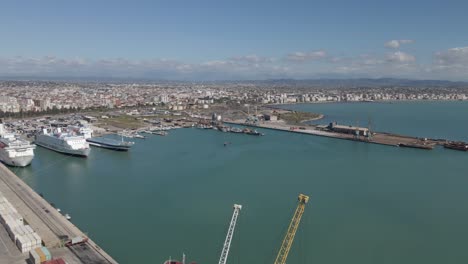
[283,101,468,141]
[13,102,468,264]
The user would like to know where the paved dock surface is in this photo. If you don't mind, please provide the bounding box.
[225,120,438,149]
[0,163,118,264]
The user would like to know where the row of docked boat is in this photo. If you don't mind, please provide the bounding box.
[0,123,138,167]
[196,123,264,136]
[117,125,178,139]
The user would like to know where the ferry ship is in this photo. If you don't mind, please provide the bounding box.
[35,128,91,157]
[0,125,35,167]
[68,125,93,139]
[87,137,134,151]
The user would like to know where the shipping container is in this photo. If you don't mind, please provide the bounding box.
[71,236,84,244]
[8,225,25,241]
[31,232,42,246]
[29,249,41,264]
[41,260,59,264]
[40,246,52,260]
[16,234,32,253]
[25,225,34,234]
[28,233,39,249]
[35,247,46,262]
[56,258,66,264]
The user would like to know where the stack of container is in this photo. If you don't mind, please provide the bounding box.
[0,192,43,253]
[28,247,53,264]
[16,232,42,253]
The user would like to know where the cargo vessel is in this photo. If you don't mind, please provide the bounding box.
[35,128,91,157]
[87,137,134,151]
[443,142,468,151]
[0,124,35,167]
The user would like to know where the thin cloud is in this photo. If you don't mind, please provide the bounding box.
[386,51,416,63]
[286,50,327,62]
[384,40,414,49]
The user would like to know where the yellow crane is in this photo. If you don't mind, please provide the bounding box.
[274,194,309,264]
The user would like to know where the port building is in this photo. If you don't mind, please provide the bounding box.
[327,122,369,136]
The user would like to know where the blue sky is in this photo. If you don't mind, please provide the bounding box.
[1,0,468,80]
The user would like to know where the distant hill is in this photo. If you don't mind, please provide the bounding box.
[228,78,468,88]
[1,77,467,88]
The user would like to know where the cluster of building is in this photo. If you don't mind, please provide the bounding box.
[258,91,468,104]
[0,80,467,114]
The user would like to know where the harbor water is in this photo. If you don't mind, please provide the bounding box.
[13,101,468,264]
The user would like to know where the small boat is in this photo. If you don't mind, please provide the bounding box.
[65,214,71,220]
[243,128,264,136]
[220,126,230,132]
[57,208,61,213]
[134,134,145,139]
[153,131,168,136]
[230,127,243,134]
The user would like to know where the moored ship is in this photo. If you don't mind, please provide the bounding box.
[35,128,91,157]
[0,125,35,167]
[444,142,468,151]
[243,128,264,136]
[68,125,93,139]
[87,137,134,151]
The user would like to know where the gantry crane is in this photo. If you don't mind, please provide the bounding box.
[218,204,242,264]
[274,194,309,264]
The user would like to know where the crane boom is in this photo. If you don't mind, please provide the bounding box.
[274,194,309,264]
[218,204,242,264]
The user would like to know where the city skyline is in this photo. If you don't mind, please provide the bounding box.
[1,1,468,81]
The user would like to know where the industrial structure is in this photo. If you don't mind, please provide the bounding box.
[218,204,242,264]
[274,194,309,264]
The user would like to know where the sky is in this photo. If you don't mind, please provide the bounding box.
[1,0,468,81]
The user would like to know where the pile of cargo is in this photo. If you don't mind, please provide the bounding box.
[29,246,52,264]
[0,193,43,253]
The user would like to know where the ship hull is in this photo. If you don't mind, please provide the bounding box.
[0,154,34,167]
[35,142,91,157]
[87,141,130,151]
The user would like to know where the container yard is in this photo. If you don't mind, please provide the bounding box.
[0,192,43,253]
[0,163,118,264]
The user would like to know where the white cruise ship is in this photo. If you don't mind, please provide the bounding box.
[0,125,35,167]
[35,128,91,157]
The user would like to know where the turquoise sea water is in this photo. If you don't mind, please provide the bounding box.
[282,101,468,141]
[13,101,468,264]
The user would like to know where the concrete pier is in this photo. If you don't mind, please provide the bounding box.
[225,120,438,149]
[0,163,118,264]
